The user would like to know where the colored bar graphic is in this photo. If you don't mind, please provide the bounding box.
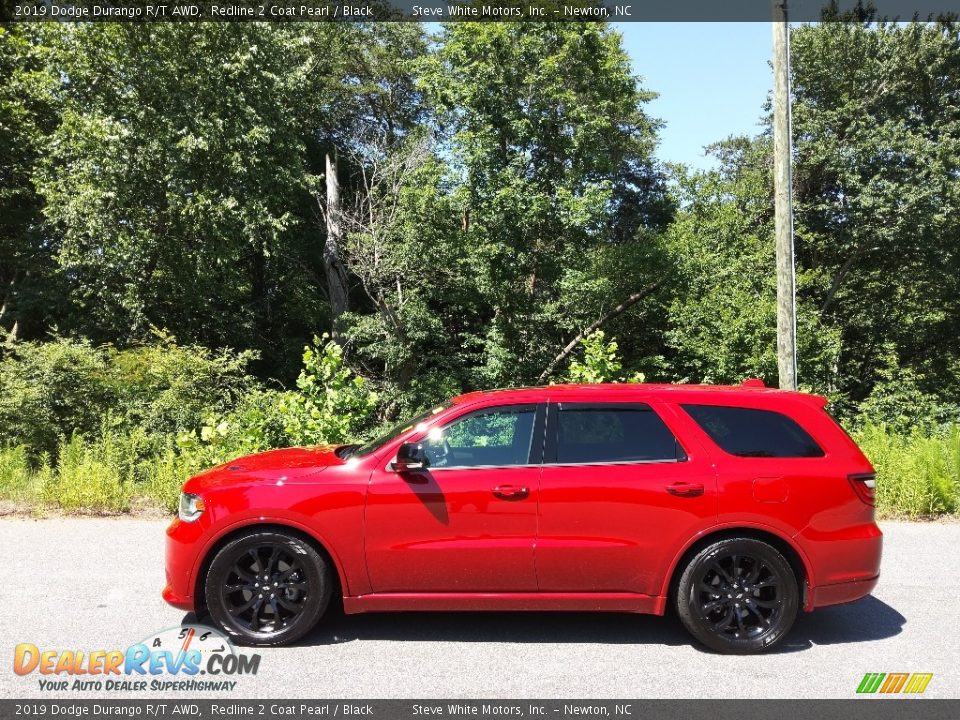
[856,672,932,694]
[903,673,934,694]
[857,673,886,693]
[880,673,910,693]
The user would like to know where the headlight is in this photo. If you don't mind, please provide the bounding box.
[178,492,206,522]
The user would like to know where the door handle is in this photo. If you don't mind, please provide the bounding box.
[666,482,704,498]
[493,485,529,500]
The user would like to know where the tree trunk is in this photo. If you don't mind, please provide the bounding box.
[324,149,350,340]
[1,275,18,342]
[251,243,270,344]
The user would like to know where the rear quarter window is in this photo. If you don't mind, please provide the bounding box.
[682,404,824,458]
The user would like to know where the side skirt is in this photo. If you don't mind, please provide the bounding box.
[342,592,667,615]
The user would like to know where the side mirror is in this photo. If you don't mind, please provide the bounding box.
[393,442,429,472]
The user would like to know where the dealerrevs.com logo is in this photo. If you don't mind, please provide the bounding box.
[13,625,260,693]
[856,673,934,695]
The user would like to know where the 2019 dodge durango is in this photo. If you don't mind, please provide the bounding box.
[163,382,882,654]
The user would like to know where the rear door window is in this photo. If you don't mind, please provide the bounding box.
[682,404,824,458]
[553,404,685,464]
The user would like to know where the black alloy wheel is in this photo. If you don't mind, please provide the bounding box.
[205,531,332,647]
[676,537,799,654]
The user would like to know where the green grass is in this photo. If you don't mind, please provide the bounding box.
[0,431,191,515]
[2,424,959,519]
[140,445,194,513]
[0,445,45,503]
[856,424,960,518]
[44,433,132,512]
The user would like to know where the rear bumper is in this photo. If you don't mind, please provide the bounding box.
[798,519,883,611]
[809,574,879,610]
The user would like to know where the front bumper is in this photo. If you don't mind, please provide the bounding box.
[162,582,194,611]
[162,516,204,613]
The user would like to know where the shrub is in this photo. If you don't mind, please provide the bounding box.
[565,331,645,384]
[44,432,132,513]
[0,334,387,515]
[0,338,114,457]
[177,338,380,470]
[199,389,292,458]
[857,358,958,434]
[278,336,378,445]
[0,445,43,503]
[0,334,261,461]
[140,443,197,513]
[857,424,960,518]
[107,332,260,439]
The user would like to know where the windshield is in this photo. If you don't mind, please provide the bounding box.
[348,404,450,458]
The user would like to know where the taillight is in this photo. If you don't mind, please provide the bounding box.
[848,472,876,506]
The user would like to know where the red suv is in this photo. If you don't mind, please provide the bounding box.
[163,382,882,654]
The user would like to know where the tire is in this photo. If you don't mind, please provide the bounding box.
[675,537,798,654]
[204,530,332,647]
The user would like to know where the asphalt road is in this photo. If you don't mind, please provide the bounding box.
[1,517,957,699]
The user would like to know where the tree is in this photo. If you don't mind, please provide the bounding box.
[791,21,960,404]
[664,21,960,415]
[305,23,428,339]
[338,137,472,417]
[421,22,673,387]
[0,25,61,341]
[337,132,434,370]
[664,138,841,388]
[34,24,328,376]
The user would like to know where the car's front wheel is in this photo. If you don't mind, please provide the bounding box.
[204,530,332,647]
[675,537,799,654]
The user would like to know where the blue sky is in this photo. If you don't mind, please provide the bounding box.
[616,23,774,170]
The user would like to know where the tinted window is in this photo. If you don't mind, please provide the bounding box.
[555,405,683,464]
[425,407,536,468]
[682,404,824,458]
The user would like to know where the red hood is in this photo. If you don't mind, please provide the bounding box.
[184,445,346,493]
[218,445,346,471]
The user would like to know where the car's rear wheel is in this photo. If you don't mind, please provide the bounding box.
[675,537,798,654]
[204,530,332,647]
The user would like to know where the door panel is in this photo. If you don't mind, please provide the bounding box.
[364,404,542,593]
[536,402,718,595]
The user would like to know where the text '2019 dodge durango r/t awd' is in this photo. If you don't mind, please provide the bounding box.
[163,382,882,653]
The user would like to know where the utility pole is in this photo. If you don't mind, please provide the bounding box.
[772,0,798,390]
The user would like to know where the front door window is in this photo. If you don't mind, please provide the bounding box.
[425,407,537,468]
